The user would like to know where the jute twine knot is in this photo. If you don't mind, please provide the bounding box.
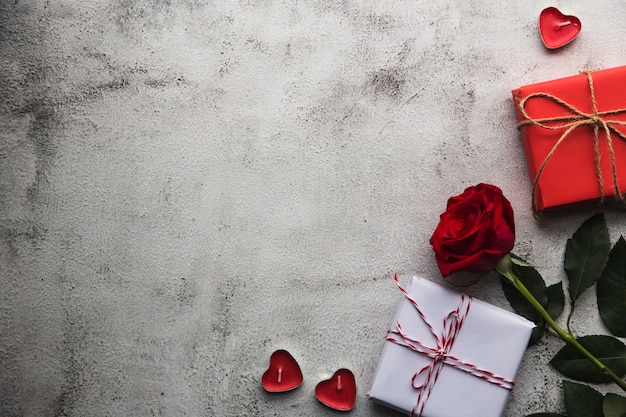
[517,71,626,215]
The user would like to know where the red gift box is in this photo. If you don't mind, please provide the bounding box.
[512,66,626,212]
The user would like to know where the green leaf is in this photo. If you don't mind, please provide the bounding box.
[564,213,610,304]
[500,255,548,322]
[563,380,603,417]
[525,414,567,417]
[528,325,545,345]
[550,335,626,383]
[546,282,565,319]
[597,236,626,336]
[511,257,535,268]
[499,256,561,345]
[604,393,626,417]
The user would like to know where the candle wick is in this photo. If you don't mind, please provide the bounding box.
[277,368,282,383]
[556,21,572,29]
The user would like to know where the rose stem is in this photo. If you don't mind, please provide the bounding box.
[496,255,626,392]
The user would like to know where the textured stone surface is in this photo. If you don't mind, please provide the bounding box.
[1,1,625,416]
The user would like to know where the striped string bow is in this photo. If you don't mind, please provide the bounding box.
[386,275,515,417]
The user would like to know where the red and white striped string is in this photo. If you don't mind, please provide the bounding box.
[386,275,515,417]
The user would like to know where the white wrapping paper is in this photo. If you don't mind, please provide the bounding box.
[368,276,534,417]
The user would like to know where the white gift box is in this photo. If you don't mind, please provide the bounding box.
[368,276,534,417]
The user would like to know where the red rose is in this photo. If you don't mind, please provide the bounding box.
[430,183,515,277]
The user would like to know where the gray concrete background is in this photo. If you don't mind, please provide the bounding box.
[2,1,626,416]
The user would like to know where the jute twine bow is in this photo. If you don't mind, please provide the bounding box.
[517,71,626,214]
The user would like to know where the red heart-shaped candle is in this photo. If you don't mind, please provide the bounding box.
[261,350,303,392]
[539,7,581,49]
[315,368,356,411]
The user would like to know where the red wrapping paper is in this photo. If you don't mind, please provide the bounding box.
[512,66,626,211]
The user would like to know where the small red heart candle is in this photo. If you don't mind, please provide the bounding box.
[315,368,356,411]
[539,7,581,49]
[261,350,303,392]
